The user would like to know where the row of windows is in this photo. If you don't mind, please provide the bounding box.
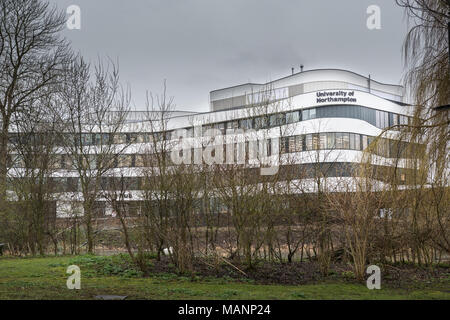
[201,105,409,136]
[9,131,414,170]
[8,160,412,194]
[280,132,374,153]
[280,132,412,158]
[8,163,356,193]
[7,105,411,147]
[8,132,172,147]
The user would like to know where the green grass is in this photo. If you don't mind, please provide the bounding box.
[0,255,448,300]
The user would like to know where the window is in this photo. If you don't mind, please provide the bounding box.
[350,133,356,150]
[134,134,146,143]
[319,133,327,150]
[302,109,310,120]
[227,121,238,130]
[94,133,110,145]
[306,134,313,150]
[376,110,389,128]
[342,133,350,149]
[384,112,389,129]
[302,108,316,120]
[289,137,296,153]
[114,134,126,144]
[362,135,368,150]
[82,133,93,145]
[118,155,132,167]
[216,122,225,134]
[239,119,252,130]
[392,114,399,126]
[312,133,320,150]
[336,133,343,149]
[281,137,288,153]
[135,155,145,167]
[376,111,381,128]
[327,133,335,149]
[354,134,361,150]
[254,116,268,129]
[400,115,408,125]
[269,114,284,127]
[286,111,300,124]
[295,135,303,152]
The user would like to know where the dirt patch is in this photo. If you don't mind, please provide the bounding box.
[149,257,450,288]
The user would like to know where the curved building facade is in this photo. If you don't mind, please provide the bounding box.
[7,69,414,217]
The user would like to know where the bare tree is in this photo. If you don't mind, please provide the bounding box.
[5,91,62,255]
[56,56,131,253]
[0,0,70,213]
[139,82,177,261]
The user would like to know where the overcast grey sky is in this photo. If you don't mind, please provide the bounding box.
[49,0,409,112]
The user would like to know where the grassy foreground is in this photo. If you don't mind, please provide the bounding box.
[0,255,448,300]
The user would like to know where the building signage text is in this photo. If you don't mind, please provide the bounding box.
[316,90,357,104]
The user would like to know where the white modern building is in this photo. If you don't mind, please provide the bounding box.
[8,68,415,217]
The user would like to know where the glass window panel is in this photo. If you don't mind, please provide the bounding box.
[326,133,335,149]
[286,111,300,124]
[239,119,251,130]
[342,133,350,149]
[400,115,408,125]
[82,134,92,145]
[135,155,144,167]
[302,109,310,121]
[312,134,320,150]
[393,114,399,126]
[254,117,263,129]
[281,137,287,153]
[376,111,381,128]
[306,134,313,150]
[350,133,356,150]
[289,137,295,153]
[309,108,316,119]
[336,133,343,149]
[94,134,101,145]
[269,114,277,127]
[319,133,327,149]
[113,134,126,144]
[354,134,361,150]
[362,135,368,150]
[295,135,303,152]
[118,155,132,167]
[278,113,286,125]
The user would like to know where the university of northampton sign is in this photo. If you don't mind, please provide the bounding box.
[316,90,357,104]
